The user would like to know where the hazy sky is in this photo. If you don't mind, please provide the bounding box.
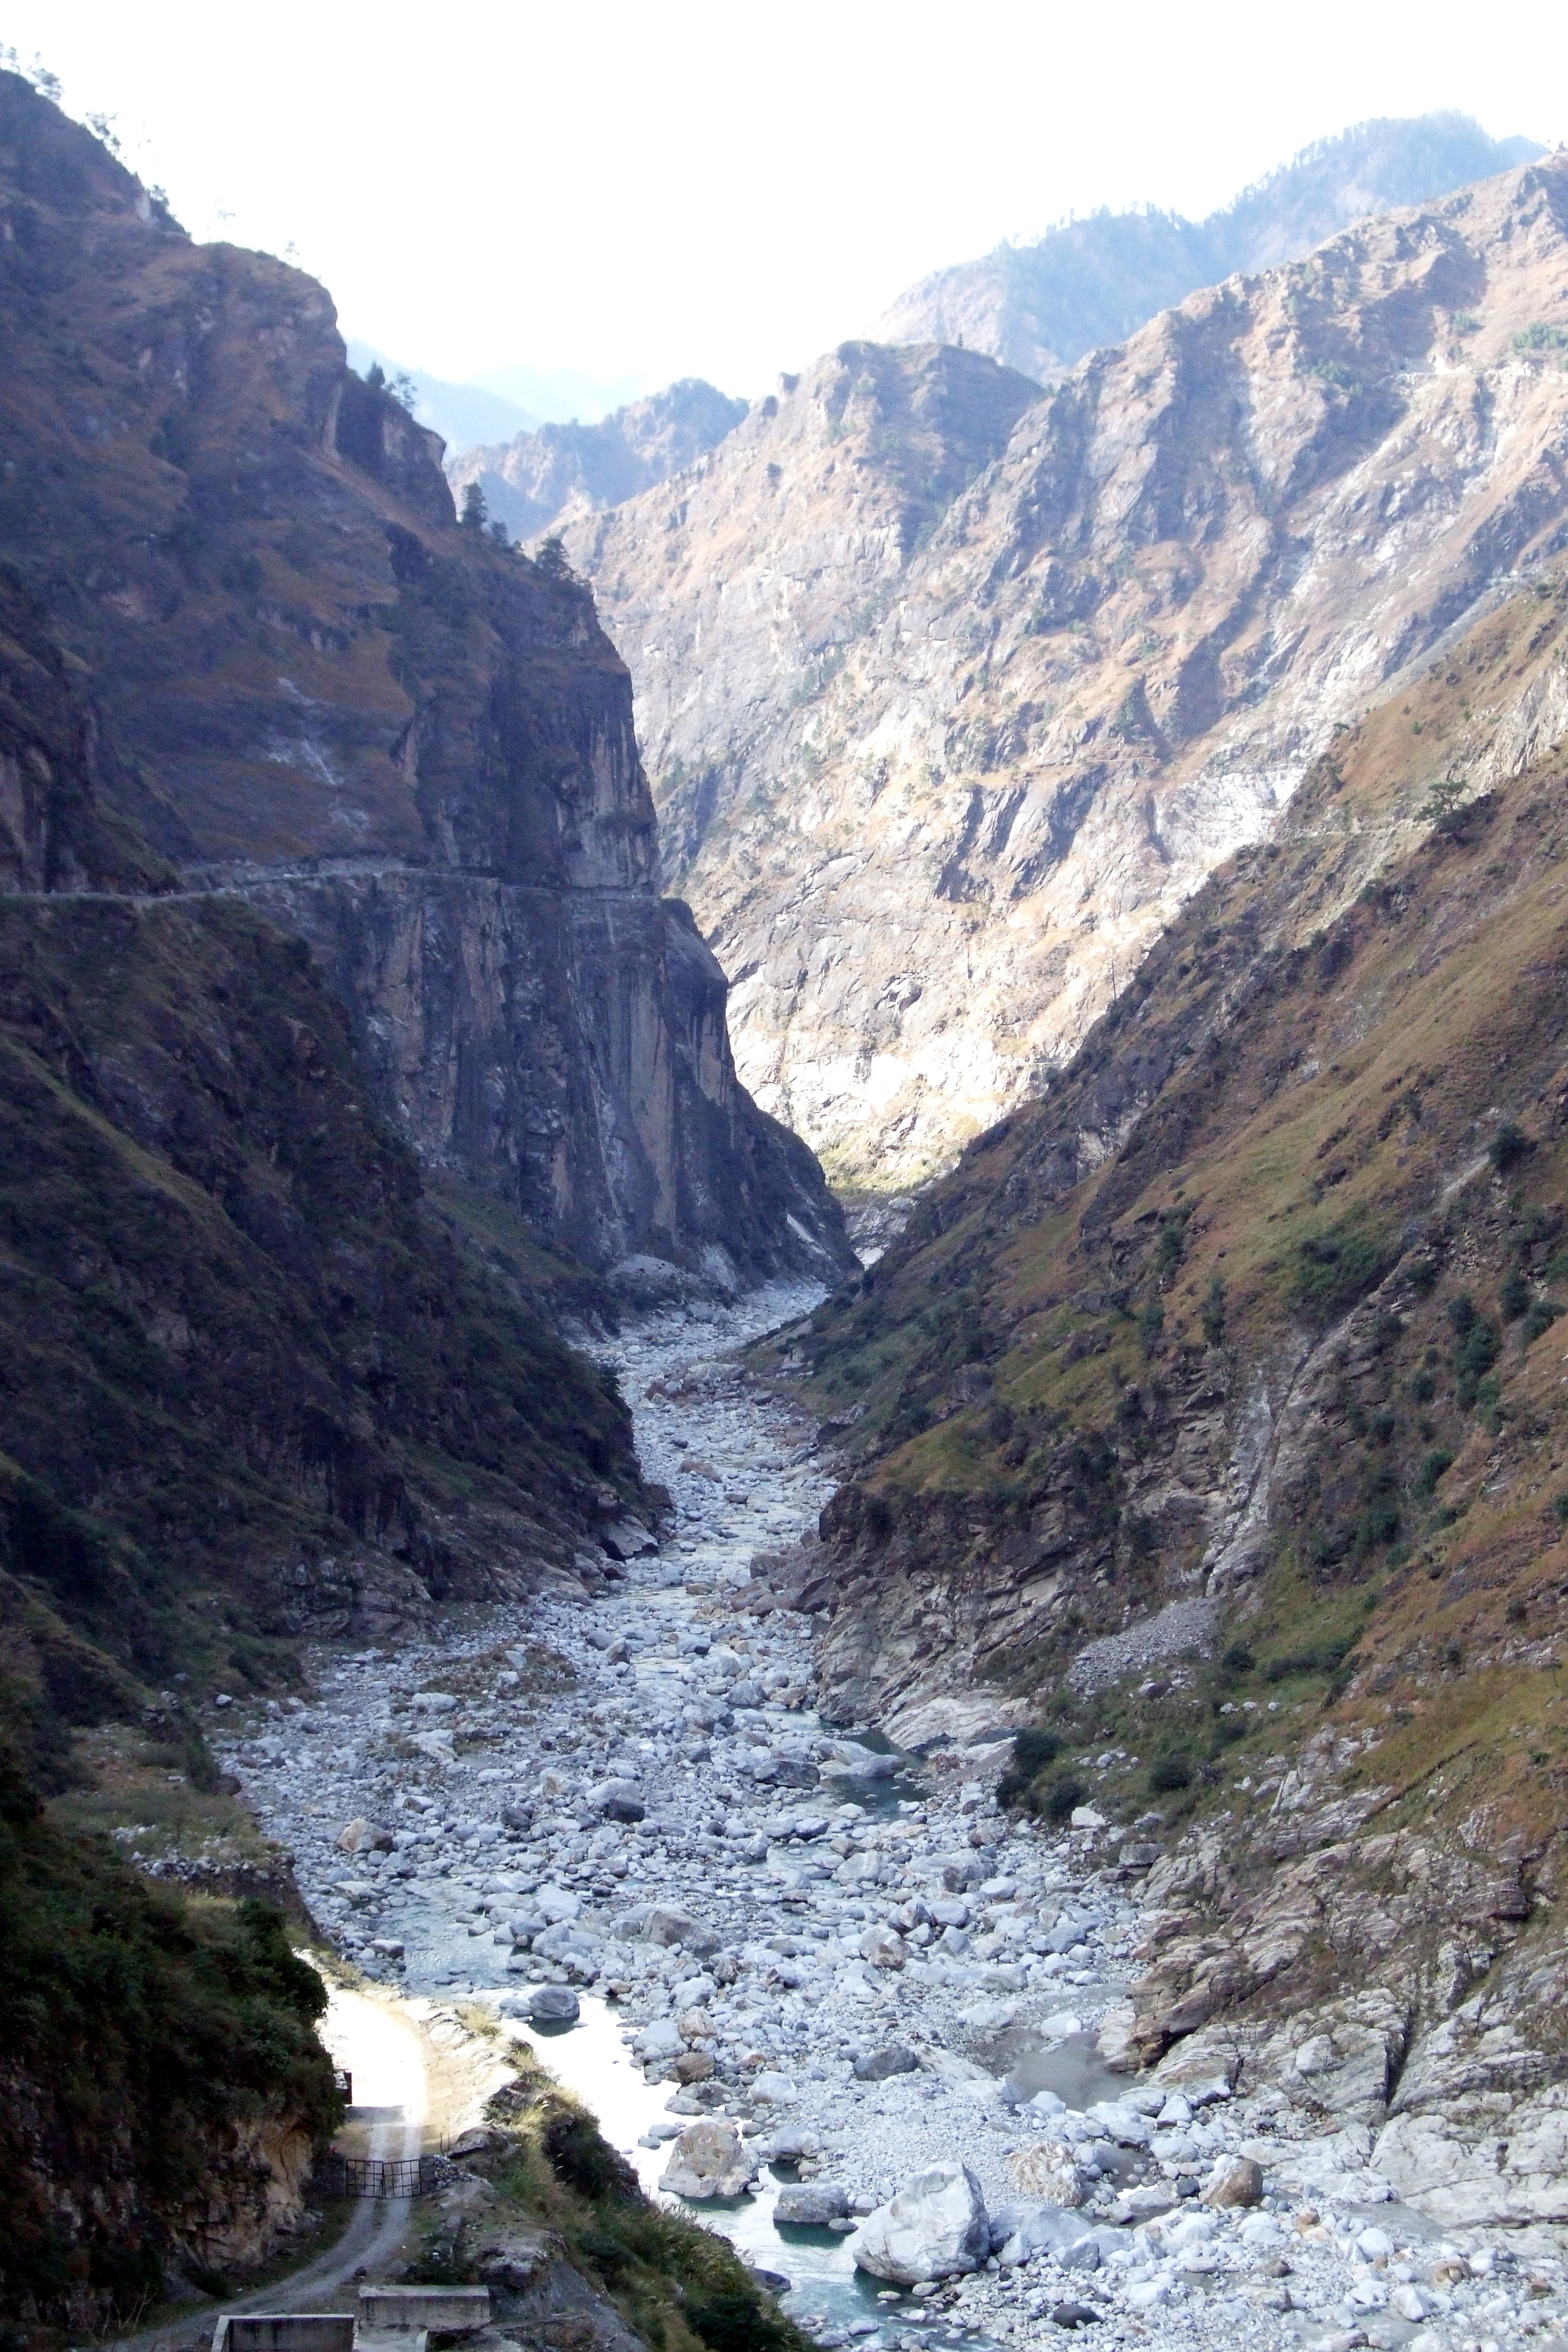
[9,0,1567,404]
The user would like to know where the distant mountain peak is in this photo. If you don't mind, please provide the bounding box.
[879,110,1545,381]
[447,378,749,544]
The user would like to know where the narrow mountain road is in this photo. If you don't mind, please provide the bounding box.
[261,1984,429,2305]
[106,1986,428,2352]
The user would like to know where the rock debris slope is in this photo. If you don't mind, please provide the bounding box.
[219,1295,1568,2351]
[878,112,1541,384]
[571,153,1568,1191]
[0,69,847,1292]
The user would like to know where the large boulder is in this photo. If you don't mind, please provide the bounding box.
[996,2204,1101,2269]
[587,1778,646,1823]
[853,2045,920,2082]
[659,2120,755,2200]
[774,2182,849,2225]
[849,2164,989,2285]
[523,1984,580,2023]
[643,1906,721,1956]
[1006,2140,1090,2208]
[1203,2154,1263,2208]
[602,1517,659,1561]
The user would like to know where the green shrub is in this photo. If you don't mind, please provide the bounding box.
[997,1727,1062,1807]
[1263,1637,1353,1682]
[1043,1774,1087,1822]
[1291,1222,1395,1322]
[1220,1642,1255,1676]
[541,2106,639,2202]
[687,2291,800,2352]
[1512,324,1568,354]
[1500,1267,1531,1320]
[1490,1120,1530,1172]
[1148,1750,1192,1793]
[1450,1301,1501,1409]
[1417,1448,1454,1495]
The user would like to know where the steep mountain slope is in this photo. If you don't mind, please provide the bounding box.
[571,154,1568,1192]
[0,1738,340,2329]
[779,566,1568,2222]
[569,340,1042,868]
[448,376,749,541]
[879,112,1542,381]
[0,71,847,1291]
[0,76,839,2324]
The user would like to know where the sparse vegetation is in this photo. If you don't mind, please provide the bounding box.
[414,2067,812,2352]
[1512,323,1568,354]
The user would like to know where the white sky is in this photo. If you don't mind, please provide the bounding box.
[9,0,1567,401]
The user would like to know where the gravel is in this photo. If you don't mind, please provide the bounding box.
[218,1279,1568,2352]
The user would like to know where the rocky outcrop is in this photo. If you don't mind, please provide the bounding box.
[573,152,1568,1190]
[0,70,847,1290]
[448,377,748,542]
[878,112,1541,381]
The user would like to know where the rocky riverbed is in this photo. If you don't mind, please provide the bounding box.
[217,1287,1568,2352]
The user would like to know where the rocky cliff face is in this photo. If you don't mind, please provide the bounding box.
[448,376,748,543]
[0,71,846,1293]
[878,111,1542,381]
[0,1745,341,2330]
[783,563,1568,2225]
[571,154,1568,1192]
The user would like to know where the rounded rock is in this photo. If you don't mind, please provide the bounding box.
[1202,2153,1264,2208]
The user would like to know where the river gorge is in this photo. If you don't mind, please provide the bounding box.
[198,1293,1566,2352]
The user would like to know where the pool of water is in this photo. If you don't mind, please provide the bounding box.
[1003,2030,1130,2111]
[491,1993,1003,2343]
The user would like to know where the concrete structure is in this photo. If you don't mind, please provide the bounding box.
[215,2287,491,2352]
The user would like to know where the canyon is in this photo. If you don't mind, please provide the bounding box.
[0,70,844,2328]
[570,148,1568,1192]
[13,63,1568,2352]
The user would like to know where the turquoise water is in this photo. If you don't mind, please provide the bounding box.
[494,1993,1003,2344]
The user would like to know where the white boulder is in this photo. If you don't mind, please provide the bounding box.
[849,2163,990,2284]
[659,2120,754,2199]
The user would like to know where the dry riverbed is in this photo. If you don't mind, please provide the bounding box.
[216,1285,1568,2352]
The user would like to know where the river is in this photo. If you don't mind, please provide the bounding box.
[215,1283,1243,2350]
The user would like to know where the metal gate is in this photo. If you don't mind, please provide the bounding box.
[312,2153,444,2200]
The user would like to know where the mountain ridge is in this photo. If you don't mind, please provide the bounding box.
[569,149,1568,1192]
[878,110,1545,381]
[448,376,749,543]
